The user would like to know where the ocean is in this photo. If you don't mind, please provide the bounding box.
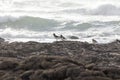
[0,0,120,43]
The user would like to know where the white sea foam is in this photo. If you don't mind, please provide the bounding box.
[0,0,120,43]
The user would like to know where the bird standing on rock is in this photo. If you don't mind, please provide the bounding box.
[53,33,66,41]
[92,39,98,44]
[53,33,60,41]
[116,39,120,44]
[60,35,66,41]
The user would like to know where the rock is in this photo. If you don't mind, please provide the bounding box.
[80,70,105,77]
[19,55,84,80]
[65,77,72,80]
[4,77,16,80]
[41,66,67,80]
[66,66,84,77]
[103,68,120,79]
[0,71,6,79]
[20,70,34,80]
[81,76,112,80]
[18,56,57,70]
[0,40,119,80]
[85,63,96,70]
[0,61,18,70]
[69,36,79,39]
[30,70,43,80]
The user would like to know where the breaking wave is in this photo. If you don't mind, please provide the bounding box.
[0,0,120,43]
[0,16,120,43]
[63,4,120,16]
[0,16,60,31]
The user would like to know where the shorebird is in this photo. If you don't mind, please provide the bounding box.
[116,39,120,42]
[116,39,120,44]
[53,33,60,41]
[53,33,59,38]
[92,39,98,44]
[60,35,66,41]
[53,33,66,41]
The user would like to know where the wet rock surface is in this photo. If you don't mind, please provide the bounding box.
[0,40,119,80]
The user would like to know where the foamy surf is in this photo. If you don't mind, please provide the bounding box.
[0,0,120,43]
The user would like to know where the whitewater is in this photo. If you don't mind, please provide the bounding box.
[0,0,120,43]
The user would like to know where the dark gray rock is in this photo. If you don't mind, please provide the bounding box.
[69,36,79,39]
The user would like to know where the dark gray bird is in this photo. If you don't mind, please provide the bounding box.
[92,39,98,44]
[53,33,60,41]
[116,39,120,43]
[60,35,66,41]
[53,33,66,41]
[53,33,59,38]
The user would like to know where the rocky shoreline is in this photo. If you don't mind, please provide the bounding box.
[0,39,120,80]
